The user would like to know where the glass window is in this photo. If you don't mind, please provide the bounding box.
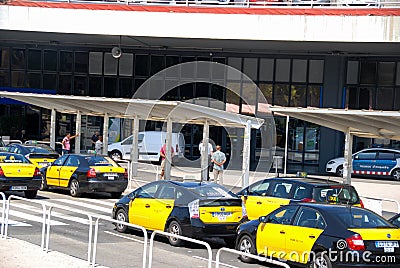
[44,50,57,71]
[11,71,26,87]
[135,182,160,198]
[396,62,400,86]
[376,88,393,110]
[294,208,326,229]
[210,84,225,110]
[104,77,117,97]
[259,59,274,81]
[293,186,311,200]
[378,152,395,160]
[267,205,297,225]
[119,53,133,76]
[195,82,209,98]
[158,185,176,199]
[355,152,377,160]
[292,59,307,83]
[259,83,273,104]
[89,52,103,75]
[290,85,306,107]
[273,84,290,106]
[89,76,102,97]
[226,82,240,113]
[309,60,324,84]
[43,74,57,90]
[104,53,118,75]
[119,78,133,98]
[74,76,87,96]
[378,62,395,86]
[335,207,391,229]
[272,182,293,198]
[395,89,400,110]
[212,57,226,80]
[52,155,68,166]
[134,78,147,93]
[28,49,41,70]
[307,85,321,107]
[227,57,242,80]
[248,180,270,196]
[197,61,210,80]
[65,156,80,167]
[60,51,73,73]
[347,61,359,85]
[243,58,258,81]
[58,75,72,94]
[0,47,10,69]
[166,55,179,78]
[135,54,149,77]
[241,82,257,115]
[11,49,26,70]
[180,83,194,101]
[275,59,290,82]
[0,71,10,86]
[27,73,41,89]
[75,52,89,73]
[150,55,165,76]
[181,56,195,79]
[360,61,376,85]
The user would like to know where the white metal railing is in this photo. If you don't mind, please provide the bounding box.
[45,204,95,264]
[0,192,6,238]
[215,247,291,268]
[360,195,400,216]
[4,195,48,250]
[92,216,148,268]
[148,230,213,268]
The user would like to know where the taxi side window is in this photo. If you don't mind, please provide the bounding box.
[295,208,326,229]
[272,182,293,198]
[293,185,311,200]
[158,186,176,199]
[248,181,270,196]
[136,184,159,199]
[268,206,297,225]
[52,155,68,166]
[65,156,79,167]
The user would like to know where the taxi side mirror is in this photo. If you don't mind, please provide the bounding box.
[259,216,268,223]
[130,192,136,200]
[242,189,249,197]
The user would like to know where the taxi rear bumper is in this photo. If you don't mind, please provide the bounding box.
[188,218,240,239]
[79,179,128,193]
[0,176,41,191]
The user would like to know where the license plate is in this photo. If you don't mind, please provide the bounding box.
[212,212,232,221]
[11,186,27,191]
[375,241,399,248]
[39,162,49,167]
[104,173,117,177]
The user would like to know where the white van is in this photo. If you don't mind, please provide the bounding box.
[108,131,185,163]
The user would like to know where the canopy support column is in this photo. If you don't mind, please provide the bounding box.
[343,128,353,184]
[50,109,56,151]
[242,120,251,188]
[165,118,172,180]
[201,120,210,182]
[130,115,139,177]
[284,115,289,176]
[75,111,81,154]
[103,113,109,155]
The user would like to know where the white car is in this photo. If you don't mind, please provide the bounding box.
[326,148,400,180]
[108,131,185,163]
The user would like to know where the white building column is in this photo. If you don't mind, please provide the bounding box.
[130,116,139,177]
[284,115,289,176]
[50,109,56,151]
[242,120,251,188]
[165,117,172,180]
[75,111,81,153]
[201,120,209,182]
[343,128,353,184]
[102,113,109,155]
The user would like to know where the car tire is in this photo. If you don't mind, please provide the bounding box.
[392,169,400,181]
[336,165,343,177]
[24,190,37,199]
[111,192,122,199]
[110,150,122,161]
[237,234,256,263]
[69,179,81,197]
[168,220,184,247]
[308,251,332,268]
[115,209,128,233]
[40,175,48,191]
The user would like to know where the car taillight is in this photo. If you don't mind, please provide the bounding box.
[87,168,97,178]
[301,198,316,202]
[346,234,365,251]
[124,169,128,179]
[0,167,4,176]
[33,168,41,177]
[359,198,364,208]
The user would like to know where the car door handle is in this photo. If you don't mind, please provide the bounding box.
[309,235,315,239]
[166,205,172,209]
[145,204,150,208]
[280,230,285,234]
[257,201,262,205]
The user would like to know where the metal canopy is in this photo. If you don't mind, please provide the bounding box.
[270,106,400,141]
[0,91,264,129]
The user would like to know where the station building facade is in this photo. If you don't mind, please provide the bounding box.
[0,3,400,174]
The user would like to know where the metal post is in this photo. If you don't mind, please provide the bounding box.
[131,116,139,178]
[242,120,251,188]
[75,111,81,153]
[50,109,56,150]
[165,118,172,180]
[103,113,109,155]
[284,115,289,176]
[201,120,209,182]
[343,128,353,184]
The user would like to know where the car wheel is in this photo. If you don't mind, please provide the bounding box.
[110,150,122,161]
[237,234,256,263]
[392,169,400,181]
[69,179,81,197]
[115,209,128,233]
[24,190,37,199]
[168,220,184,246]
[40,175,48,191]
[111,192,122,199]
[336,165,343,177]
[309,251,332,268]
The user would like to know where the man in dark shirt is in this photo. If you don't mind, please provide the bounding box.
[91,131,99,149]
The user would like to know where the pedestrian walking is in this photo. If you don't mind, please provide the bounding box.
[211,145,226,184]
[91,131,99,150]
[95,135,103,155]
[199,139,214,180]
[62,132,79,155]
[160,140,174,180]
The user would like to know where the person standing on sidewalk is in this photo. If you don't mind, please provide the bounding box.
[211,145,226,184]
[95,135,103,155]
[199,139,214,180]
[160,140,175,180]
[62,132,79,155]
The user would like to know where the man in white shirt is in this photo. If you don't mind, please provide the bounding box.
[95,135,103,155]
[199,139,214,180]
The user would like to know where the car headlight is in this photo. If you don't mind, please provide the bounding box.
[327,160,335,165]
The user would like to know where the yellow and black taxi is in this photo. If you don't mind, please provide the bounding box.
[236,203,400,267]
[40,154,128,198]
[237,176,363,220]
[0,152,42,199]
[112,180,246,246]
[6,143,60,168]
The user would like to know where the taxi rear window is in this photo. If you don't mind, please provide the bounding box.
[86,156,113,166]
[0,153,30,163]
[189,185,236,198]
[336,207,393,229]
[313,186,360,204]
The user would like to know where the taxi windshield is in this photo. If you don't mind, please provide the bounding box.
[188,184,235,199]
[86,156,113,166]
[26,146,54,154]
[313,186,360,204]
[335,207,393,229]
[0,153,30,163]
